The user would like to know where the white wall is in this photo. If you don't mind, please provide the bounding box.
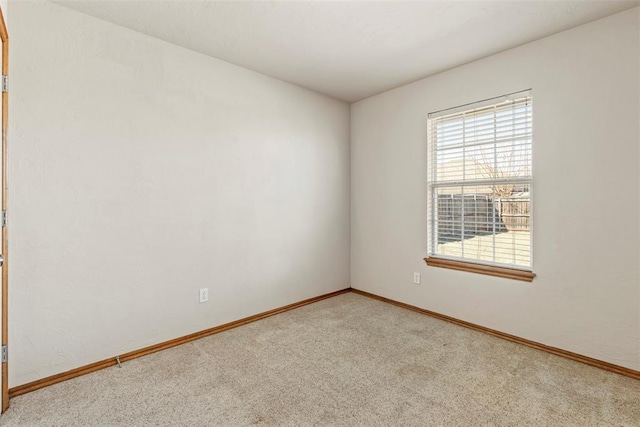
[351,8,640,370]
[9,1,350,386]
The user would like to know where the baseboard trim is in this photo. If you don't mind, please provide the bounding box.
[9,288,350,398]
[351,288,640,381]
[10,286,638,399]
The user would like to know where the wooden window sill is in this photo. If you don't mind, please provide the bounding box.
[424,257,535,282]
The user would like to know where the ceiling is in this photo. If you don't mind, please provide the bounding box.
[53,0,639,102]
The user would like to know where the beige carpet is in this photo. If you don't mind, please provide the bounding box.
[1,292,639,426]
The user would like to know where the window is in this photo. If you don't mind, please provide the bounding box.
[425,90,534,281]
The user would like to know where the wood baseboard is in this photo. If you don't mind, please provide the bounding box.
[10,286,638,400]
[350,288,640,381]
[9,288,350,398]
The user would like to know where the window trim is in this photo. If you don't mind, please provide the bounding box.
[424,257,536,282]
[426,90,535,278]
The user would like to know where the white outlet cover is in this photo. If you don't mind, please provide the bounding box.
[199,288,209,303]
[413,273,421,284]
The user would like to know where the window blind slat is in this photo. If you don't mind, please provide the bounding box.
[429,90,532,119]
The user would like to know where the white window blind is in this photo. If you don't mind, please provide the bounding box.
[427,90,533,270]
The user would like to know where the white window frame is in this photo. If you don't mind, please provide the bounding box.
[426,90,534,274]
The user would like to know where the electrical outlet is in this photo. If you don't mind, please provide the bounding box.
[199,288,208,303]
[413,272,421,285]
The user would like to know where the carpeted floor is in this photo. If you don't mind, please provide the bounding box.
[1,292,639,426]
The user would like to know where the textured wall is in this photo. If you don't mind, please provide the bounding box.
[351,8,640,370]
[9,1,350,386]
